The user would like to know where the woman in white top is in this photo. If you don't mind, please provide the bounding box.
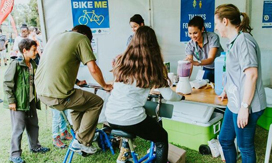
[215,4,266,163]
[105,26,184,163]
[185,16,224,82]
[126,14,145,46]
[112,14,145,67]
[13,24,29,59]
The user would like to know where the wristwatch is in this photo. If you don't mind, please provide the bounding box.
[241,102,249,109]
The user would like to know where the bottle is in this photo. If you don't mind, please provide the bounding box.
[164,62,170,73]
[214,52,226,95]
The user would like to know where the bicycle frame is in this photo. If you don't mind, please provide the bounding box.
[117,95,164,163]
[61,86,114,163]
[128,139,156,163]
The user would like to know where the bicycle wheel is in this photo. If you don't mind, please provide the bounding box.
[78,16,88,25]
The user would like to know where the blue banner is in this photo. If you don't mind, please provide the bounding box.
[262,0,272,28]
[180,0,215,42]
[71,0,110,34]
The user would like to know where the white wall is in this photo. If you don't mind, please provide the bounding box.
[251,0,272,87]
[38,0,272,87]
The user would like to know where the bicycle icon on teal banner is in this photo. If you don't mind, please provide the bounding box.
[78,10,104,25]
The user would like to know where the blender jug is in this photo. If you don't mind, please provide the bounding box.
[176,60,192,94]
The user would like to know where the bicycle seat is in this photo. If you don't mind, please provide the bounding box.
[111,129,136,139]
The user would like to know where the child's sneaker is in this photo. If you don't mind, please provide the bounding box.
[31,146,50,153]
[53,135,67,148]
[60,130,73,140]
[9,157,25,163]
[70,139,97,154]
[117,139,131,163]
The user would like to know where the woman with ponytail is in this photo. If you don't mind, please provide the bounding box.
[185,16,224,83]
[215,4,266,163]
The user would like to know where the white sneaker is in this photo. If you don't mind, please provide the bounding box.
[116,160,126,163]
[70,139,97,154]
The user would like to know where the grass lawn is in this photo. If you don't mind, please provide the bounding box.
[0,58,269,163]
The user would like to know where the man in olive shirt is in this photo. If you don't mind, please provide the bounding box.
[35,25,112,154]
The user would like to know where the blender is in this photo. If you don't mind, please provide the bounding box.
[176,60,192,94]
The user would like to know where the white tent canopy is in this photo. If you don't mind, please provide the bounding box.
[37,0,272,87]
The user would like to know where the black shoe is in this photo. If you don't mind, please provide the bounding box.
[31,146,50,153]
[5,63,7,66]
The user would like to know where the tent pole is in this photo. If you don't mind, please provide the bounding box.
[37,0,48,44]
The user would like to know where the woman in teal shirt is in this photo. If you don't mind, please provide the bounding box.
[185,16,224,83]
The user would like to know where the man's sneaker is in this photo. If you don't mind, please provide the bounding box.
[31,146,50,153]
[70,139,97,154]
[60,130,73,140]
[53,135,67,148]
[10,156,25,163]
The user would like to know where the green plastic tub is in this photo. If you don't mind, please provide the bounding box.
[257,106,272,130]
[162,112,223,151]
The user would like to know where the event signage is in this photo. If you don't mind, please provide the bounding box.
[0,0,14,24]
[262,0,272,28]
[71,0,110,34]
[180,0,215,42]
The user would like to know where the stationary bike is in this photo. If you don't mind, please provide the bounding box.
[110,94,174,163]
[60,85,115,163]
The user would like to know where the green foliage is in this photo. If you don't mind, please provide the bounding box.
[11,0,40,28]
[28,0,40,27]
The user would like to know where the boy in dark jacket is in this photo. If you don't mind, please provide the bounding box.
[3,39,50,163]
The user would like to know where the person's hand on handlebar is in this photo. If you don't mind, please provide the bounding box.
[76,80,87,87]
[102,84,113,92]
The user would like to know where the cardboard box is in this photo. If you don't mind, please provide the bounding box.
[168,143,186,163]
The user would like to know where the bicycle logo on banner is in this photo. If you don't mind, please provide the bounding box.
[78,10,104,25]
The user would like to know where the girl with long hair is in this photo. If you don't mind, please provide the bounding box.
[215,4,266,163]
[105,26,184,163]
